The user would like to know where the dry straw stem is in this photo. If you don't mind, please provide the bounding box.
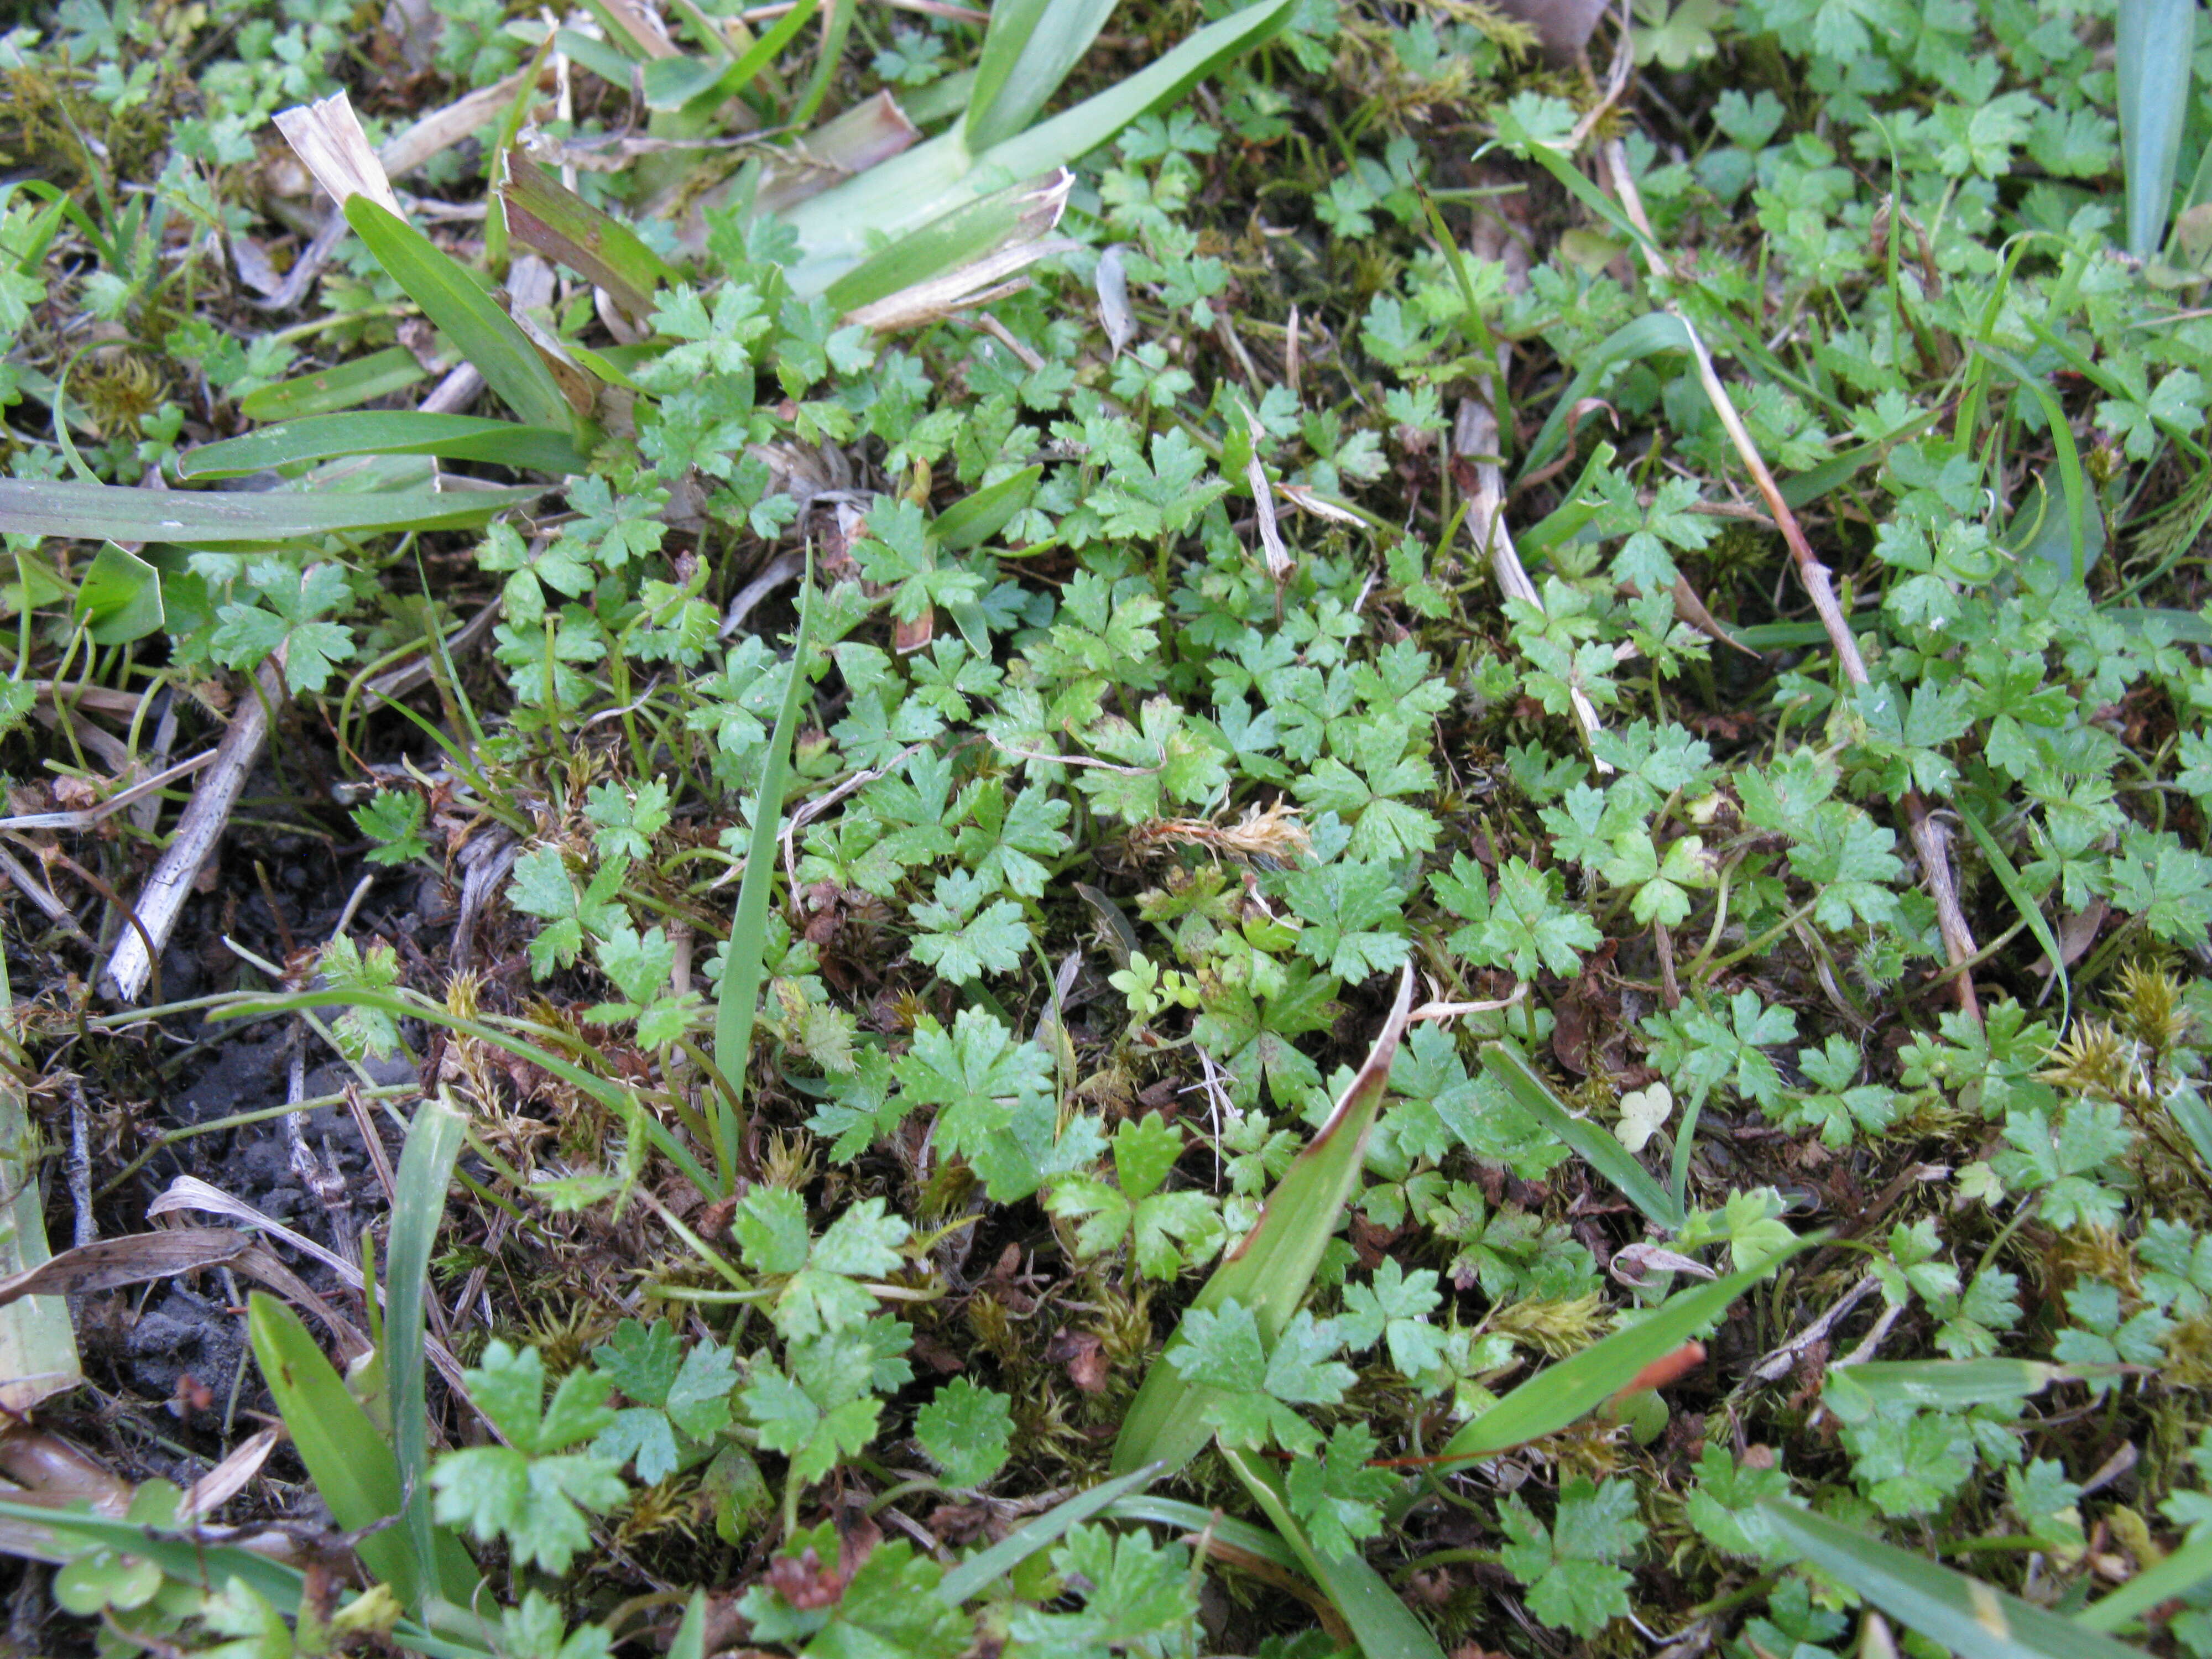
[1454,212,1614,771]
[1601,139,1982,1026]
[101,658,286,1003]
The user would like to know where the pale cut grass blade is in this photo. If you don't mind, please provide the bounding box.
[177,414,588,482]
[711,557,816,1194]
[964,0,1120,153]
[1219,1446,1446,1659]
[498,160,681,319]
[778,0,1292,296]
[1433,1235,1817,1465]
[2118,0,2197,259]
[1112,965,1414,1478]
[1756,1501,2143,1659]
[2078,1528,2212,1632]
[936,1462,1165,1605]
[1100,1495,1303,1573]
[1480,1042,1684,1230]
[0,478,540,544]
[385,1094,468,1607]
[240,346,429,421]
[345,198,576,432]
[823,172,1070,315]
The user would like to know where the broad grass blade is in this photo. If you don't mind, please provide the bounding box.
[387,1094,467,1611]
[1756,1500,2142,1659]
[1112,966,1414,1477]
[2118,0,2197,259]
[178,414,588,482]
[248,1293,478,1609]
[1435,1237,1816,1465]
[1219,1446,1446,1659]
[965,0,1120,153]
[2078,1528,2212,1632]
[0,479,540,544]
[711,557,815,1194]
[1480,1042,1685,1230]
[936,1462,1164,1605]
[240,346,428,421]
[344,197,576,432]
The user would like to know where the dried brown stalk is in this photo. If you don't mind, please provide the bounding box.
[1601,139,1983,1026]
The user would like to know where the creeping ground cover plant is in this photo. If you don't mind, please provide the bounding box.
[0,0,2210,1652]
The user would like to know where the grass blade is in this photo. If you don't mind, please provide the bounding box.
[1823,1358,2098,1419]
[936,1462,1165,1605]
[1113,965,1414,1477]
[934,465,1043,550]
[711,557,815,1194]
[385,1094,467,1611]
[249,1293,450,1608]
[498,161,681,319]
[0,948,78,1415]
[240,346,429,421]
[1480,1042,1686,1230]
[1219,1446,1446,1659]
[344,197,576,432]
[1953,801,2070,1033]
[177,414,588,482]
[1756,1501,2142,1659]
[1100,1496,1304,1573]
[1514,312,1693,483]
[2118,0,2197,259]
[2079,1528,2212,1632]
[965,0,1120,153]
[0,478,540,544]
[780,0,1291,296]
[1435,1237,1817,1465]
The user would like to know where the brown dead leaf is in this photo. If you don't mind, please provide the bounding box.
[0,1227,249,1311]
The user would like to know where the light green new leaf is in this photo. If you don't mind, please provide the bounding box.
[1113,965,1413,1478]
[1823,1358,2100,1422]
[0,479,541,545]
[344,197,576,432]
[178,414,588,482]
[1481,1043,1685,1230]
[73,541,164,644]
[1756,1501,2142,1659]
[780,0,1292,296]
